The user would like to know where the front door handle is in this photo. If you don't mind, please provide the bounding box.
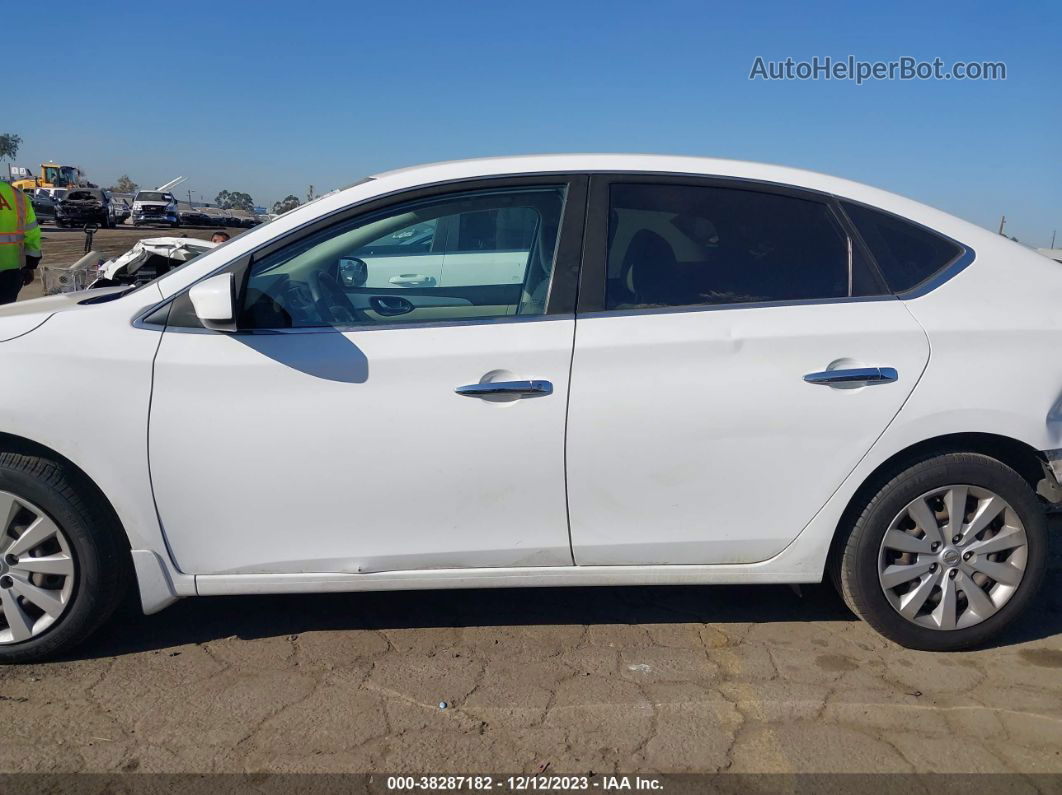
[389,274,436,287]
[455,380,553,397]
[804,367,898,385]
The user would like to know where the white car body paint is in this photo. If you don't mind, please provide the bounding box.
[0,154,1057,614]
[0,286,199,604]
[149,317,577,575]
[566,298,931,565]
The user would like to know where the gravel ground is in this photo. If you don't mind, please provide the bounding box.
[0,519,1058,774]
[3,223,1060,775]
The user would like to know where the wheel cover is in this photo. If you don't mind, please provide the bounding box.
[878,484,1028,631]
[0,491,76,645]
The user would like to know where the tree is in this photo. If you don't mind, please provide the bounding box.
[272,194,301,214]
[0,133,21,162]
[215,190,255,213]
[108,174,139,194]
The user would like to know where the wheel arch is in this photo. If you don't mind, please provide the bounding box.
[0,431,131,553]
[830,431,1057,569]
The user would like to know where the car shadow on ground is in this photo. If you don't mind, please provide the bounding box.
[69,557,1061,660]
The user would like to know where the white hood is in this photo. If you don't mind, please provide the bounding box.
[0,287,128,342]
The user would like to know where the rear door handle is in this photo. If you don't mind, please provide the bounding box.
[455,380,553,397]
[803,367,898,385]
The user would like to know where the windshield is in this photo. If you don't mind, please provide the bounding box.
[136,192,171,203]
[44,166,78,186]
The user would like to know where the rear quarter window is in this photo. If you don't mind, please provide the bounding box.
[842,201,963,293]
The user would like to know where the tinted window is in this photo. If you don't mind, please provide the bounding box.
[606,184,850,310]
[240,186,566,329]
[452,207,538,253]
[842,202,962,293]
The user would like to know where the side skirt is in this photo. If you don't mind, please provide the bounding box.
[195,563,822,597]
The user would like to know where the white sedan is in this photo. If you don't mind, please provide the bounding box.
[1,155,1059,661]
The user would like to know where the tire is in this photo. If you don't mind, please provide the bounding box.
[0,453,130,663]
[835,452,1047,651]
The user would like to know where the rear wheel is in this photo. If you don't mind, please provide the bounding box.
[835,453,1047,651]
[0,454,129,663]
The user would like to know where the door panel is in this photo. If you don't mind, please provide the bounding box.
[150,179,585,576]
[566,176,929,565]
[150,319,575,575]
[566,300,929,564]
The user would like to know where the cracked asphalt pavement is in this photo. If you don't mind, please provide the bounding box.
[0,519,1059,774]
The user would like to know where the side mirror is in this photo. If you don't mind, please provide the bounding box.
[189,273,237,332]
[338,257,368,287]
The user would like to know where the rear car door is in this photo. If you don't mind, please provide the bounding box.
[566,176,931,565]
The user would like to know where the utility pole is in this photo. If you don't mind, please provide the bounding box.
[187,189,193,208]
[1052,229,1056,249]
[998,215,1006,235]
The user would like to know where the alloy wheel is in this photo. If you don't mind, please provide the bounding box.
[878,484,1029,631]
[0,491,76,644]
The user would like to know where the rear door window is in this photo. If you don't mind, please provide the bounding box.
[605,183,858,310]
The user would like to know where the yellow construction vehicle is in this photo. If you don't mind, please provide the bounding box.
[11,162,89,193]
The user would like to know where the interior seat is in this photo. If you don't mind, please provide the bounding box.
[623,229,682,307]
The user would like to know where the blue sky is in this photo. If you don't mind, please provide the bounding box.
[9,1,1060,245]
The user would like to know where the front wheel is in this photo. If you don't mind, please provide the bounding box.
[835,453,1047,651]
[0,454,130,663]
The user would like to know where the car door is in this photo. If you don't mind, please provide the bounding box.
[566,176,931,565]
[148,176,586,575]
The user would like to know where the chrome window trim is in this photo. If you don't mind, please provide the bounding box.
[143,311,574,336]
[895,246,976,299]
[577,293,898,322]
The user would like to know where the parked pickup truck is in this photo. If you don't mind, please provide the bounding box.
[131,190,180,227]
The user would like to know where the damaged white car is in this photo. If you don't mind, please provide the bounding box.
[91,237,216,288]
[1,155,1060,662]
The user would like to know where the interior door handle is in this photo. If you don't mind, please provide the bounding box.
[804,367,898,385]
[389,274,435,287]
[455,380,553,397]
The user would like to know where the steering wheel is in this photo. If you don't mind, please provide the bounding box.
[307,270,364,324]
